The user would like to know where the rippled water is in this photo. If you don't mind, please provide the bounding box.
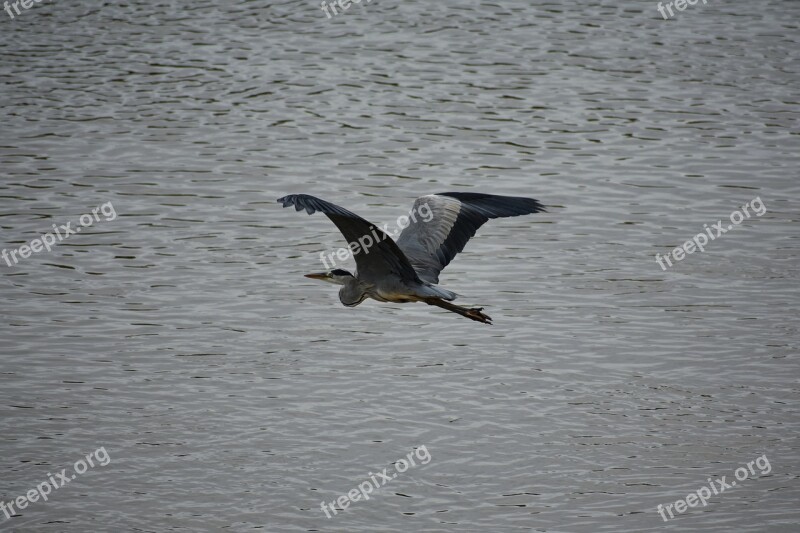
[1,0,798,531]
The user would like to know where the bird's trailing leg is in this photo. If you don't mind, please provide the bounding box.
[424,298,493,325]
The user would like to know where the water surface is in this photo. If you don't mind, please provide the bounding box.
[1,1,798,531]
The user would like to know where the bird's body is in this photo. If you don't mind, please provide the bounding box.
[278,192,545,324]
[336,270,455,306]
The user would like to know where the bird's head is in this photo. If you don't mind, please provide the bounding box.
[304,268,354,285]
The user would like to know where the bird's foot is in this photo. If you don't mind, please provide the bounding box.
[466,307,493,325]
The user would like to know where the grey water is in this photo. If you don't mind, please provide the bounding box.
[1,0,798,531]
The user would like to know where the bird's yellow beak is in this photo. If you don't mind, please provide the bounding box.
[304,272,328,280]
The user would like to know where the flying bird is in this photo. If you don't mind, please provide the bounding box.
[277,192,545,324]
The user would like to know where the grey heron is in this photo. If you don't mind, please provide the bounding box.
[277,192,545,324]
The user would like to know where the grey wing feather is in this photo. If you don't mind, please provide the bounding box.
[395,192,546,283]
[277,194,421,283]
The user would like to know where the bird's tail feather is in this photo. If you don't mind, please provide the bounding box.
[420,284,457,301]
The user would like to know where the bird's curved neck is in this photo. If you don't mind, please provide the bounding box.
[339,277,368,307]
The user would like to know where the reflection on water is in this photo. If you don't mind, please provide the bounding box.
[1,0,798,531]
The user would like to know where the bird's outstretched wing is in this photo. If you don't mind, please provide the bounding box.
[278,194,421,283]
[395,192,546,284]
